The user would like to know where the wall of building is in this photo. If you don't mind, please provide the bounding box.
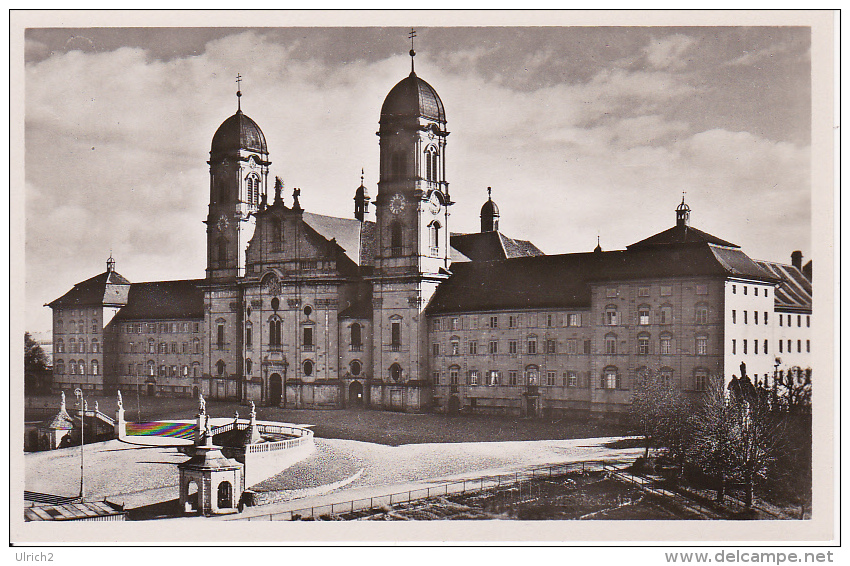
[723,279,778,386]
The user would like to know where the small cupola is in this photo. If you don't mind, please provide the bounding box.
[676,195,691,228]
[480,187,500,233]
[354,168,371,222]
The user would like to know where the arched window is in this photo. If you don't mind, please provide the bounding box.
[245,359,252,374]
[91,339,99,353]
[424,146,439,182]
[389,363,402,382]
[147,360,156,377]
[149,339,156,354]
[696,334,709,356]
[605,332,617,355]
[246,174,259,205]
[91,360,99,375]
[56,339,64,353]
[56,319,63,333]
[450,336,460,356]
[525,365,539,385]
[182,365,189,377]
[69,360,76,375]
[350,360,362,376]
[78,361,86,375]
[78,339,86,354]
[449,365,460,385]
[192,338,200,354]
[638,304,651,325]
[69,338,76,353]
[56,360,65,375]
[695,302,709,325]
[303,359,314,377]
[78,320,85,333]
[193,363,201,378]
[159,342,167,354]
[637,332,650,355]
[694,368,709,391]
[350,323,362,350]
[390,222,403,257]
[245,322,253,349]
[429,221,441,253]
[269,316,281,347]
[601,366,620,390]
[216,360,226,376]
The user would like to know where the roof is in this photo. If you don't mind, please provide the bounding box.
[627,224,738,249]
[113,280,205,321]
[47,270,130,309]
[380,72,446,123]
[426,244,776,315]
[755,260,813,312]
[178,446,242,471]
[25,501,125,522]
[303,211,377,267]
[210,110,268,156]
[42,409,75,430]
[450,231,544,262]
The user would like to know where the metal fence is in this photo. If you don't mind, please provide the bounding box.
[235,459,611,521]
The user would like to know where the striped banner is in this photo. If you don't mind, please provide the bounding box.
[126,421,195,440]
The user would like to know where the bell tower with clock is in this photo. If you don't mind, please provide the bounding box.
[371,36,452,412]
[206,80,270,280]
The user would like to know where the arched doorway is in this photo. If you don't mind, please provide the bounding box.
[192,386,199,399]
[269,373,282,406]
[349,381,363,407]
[146,380,156,397]
[217,481,233,509]
[186,480,199,513]
[447,396,461,414]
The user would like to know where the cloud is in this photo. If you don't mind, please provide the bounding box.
[725,41,797,67]
[644,34,696,70]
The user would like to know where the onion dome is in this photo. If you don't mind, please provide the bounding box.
[380,72,446,124]
[210,110,268,155]
[480,187,500,233]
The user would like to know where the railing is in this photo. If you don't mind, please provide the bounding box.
[234,459,611,521]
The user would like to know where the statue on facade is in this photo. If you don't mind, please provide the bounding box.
[117,390,123,410]
[60,391,66,412]
[274,176,283,205]
[250,401,256,420]
[198,393,206,415]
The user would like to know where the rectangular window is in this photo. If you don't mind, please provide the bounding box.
[638,336,650,355]
[567,371,578,387]
[471,317,479,330]
[432,318,442,332]
[732,284,736,294]
[451,340,460,356]
[779,314,783,326]
[764,339,768,354]
[779,340,783,353]
[546,339,556,354]
[754,311,759,325]
[246,327,252,349]
[451,317,460,330]
[605,336,617,355]
[432,371,440,385]
[450,369,459,385]
[217,324,225,349]
[787,314,792,326]
[732,339,736,355]
[639,307,650,325]
[171,342,178,353]
[128,363,134,375]
[807,315,810,328]
[660,306,672,324]
[469,341,478,355]
[797,315,802,327]
[527,339,537,354]
[391,322,401,350]
[304,327,314,349]
[547,371,557,386]
[764,312,768,325]
[661,335,672,354]
[546,314,553,327]
[488,370,500,386]
[754,339,759,355]
[604,370,618,390]
[807,340,810,353]
[696,284,708,295]
[744,286,748,295]
[489,316,498,328]
[744,311,748,324]
[660,285,672,296]
[508,315,516,328]
[797,340,802,353]
[696,307,708,325]
[193,322,200,333]
[694,372,708,392]
[469,370,479,386]
[489,340,498,354]
[788,339,791,352]
[508,340,518,354]
[584,340,591,354]
[433,343,440,357]
[566,339,577,354]
[568,313,581,327]
[696,337,708,355]
[606,287,617,298]
[638,286,650,297]
[732,310,737,324]
[509,371,518,386]
[605,309,618,326]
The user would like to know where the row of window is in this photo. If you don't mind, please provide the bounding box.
[434,366,710,391]
[123,339,203,355]
[778,313,810,328]
[432,313,583,332]
[122,322,201,334]
[608,284,708,298]
[732,339,811,355]
[731,284,769,297]
[54,360,99,375]
[731,310,770,325]
[433,333,709,356]
[55,338,99,354]
[54,320,99,334]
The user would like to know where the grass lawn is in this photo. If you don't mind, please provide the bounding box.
[26,394,628,446]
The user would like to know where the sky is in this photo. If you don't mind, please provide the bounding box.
[23,25,812,335]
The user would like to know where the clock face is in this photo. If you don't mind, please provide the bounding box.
[216,215,230,232]
[428,191,442,215]
[389,194,406,215]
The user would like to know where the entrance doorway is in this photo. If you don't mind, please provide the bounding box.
[349,380,363,407]
[217,481,232,509]
[447,396,461,414]
[269,373,282,406]
[146,382,155,397]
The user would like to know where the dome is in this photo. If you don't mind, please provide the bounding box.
[380,72,446,124]
[211,110,268,155]
[480,197,499,218]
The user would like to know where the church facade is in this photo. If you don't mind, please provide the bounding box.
[47,58,812,417]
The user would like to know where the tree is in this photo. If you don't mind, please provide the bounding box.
[775,366,812,413]
[25,332,50,394]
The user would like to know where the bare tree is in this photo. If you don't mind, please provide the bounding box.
[775,365,812,413]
